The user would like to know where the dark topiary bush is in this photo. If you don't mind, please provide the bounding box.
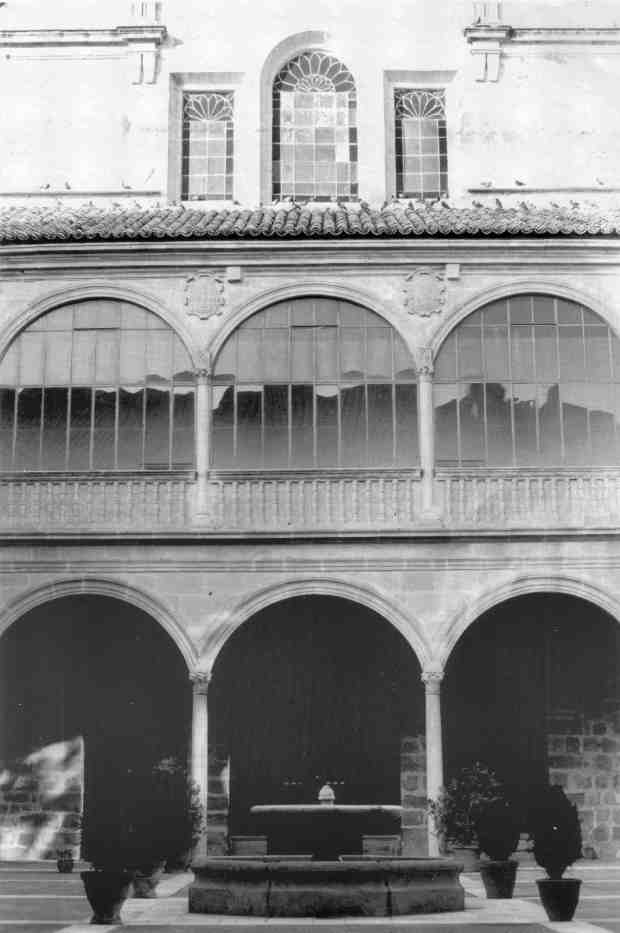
[529,785,582,880]
[476,798,521,861]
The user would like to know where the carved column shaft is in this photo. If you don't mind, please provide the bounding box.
[415,349,435,512]
[191,672,210,856]
[422,668,444,857]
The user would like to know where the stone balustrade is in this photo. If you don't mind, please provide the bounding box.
[1,468,620,535]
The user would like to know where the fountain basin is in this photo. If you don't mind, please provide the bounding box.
[189,857,465,917]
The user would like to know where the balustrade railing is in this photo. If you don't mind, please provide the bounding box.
[0,473,192,533]
[1,469,620,535]
[437,469,620,529]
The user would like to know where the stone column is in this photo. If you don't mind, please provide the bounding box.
[422,668,444,856]
[191,671,210,857]
[195,366,210,514]
[415,347,435,513]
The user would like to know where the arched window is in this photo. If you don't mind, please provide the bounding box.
[212,297,417,469]
[272,51,358,202]
[434,294,620,468]
[0,300,195,472]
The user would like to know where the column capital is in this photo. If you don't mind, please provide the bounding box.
[421,668,444,694]
[414,346,434,379]
[190,671,211,695]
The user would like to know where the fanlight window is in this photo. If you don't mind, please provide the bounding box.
[182,91,234,201]
[212,298,417,469]
[434,294,620,467]
[394,89,447,200]
[0,300,195,472]
[272,52,358,202]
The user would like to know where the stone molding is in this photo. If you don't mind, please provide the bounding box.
[199,576,431,674]
[0,577,198,670]
[421,669,444,695]
[429,278,614,357]
[414,346,434,378]
[0,25,167,84]
[0,282,198,369]
[440,574,620,669]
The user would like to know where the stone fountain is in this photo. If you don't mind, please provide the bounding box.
[189,785,465,917]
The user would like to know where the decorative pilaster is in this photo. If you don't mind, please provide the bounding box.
[415,347,435,514]
[422,667,444,856]
[191,671,211,856]
[195,362,211,515]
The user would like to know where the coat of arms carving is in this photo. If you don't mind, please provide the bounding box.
[403,268,447,316]
[184,273,226,320]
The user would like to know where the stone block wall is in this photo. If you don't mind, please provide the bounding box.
[206,744,229,856]
[547,701,620,860]
[400,735,427,856]
[0,738,83,860]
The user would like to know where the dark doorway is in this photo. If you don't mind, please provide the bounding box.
[210,596,422,840]
[0,595,191,859]
[444,593,620,824]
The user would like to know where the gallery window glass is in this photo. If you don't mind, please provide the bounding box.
[212,297,417,469]
[0,300,195,472]
[434,294,620,468]
[272,52,358,202]
[394,89,447,199]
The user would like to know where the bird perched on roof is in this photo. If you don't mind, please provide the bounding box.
[360,200,371,211]
[494,197,503,209]
[550,201,560,209]
[64,181,71,190]
[596,178,605,186]
[480,181,492,188]
[570,200,580,209]
[121,180,132,190]
[518,201,530,211]
[233,200,241,206]
[515,179,526,186]
[472,200,484,208]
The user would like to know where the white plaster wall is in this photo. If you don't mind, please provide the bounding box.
[1,1,620,205]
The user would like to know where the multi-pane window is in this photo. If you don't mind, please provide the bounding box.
[182,91,234,201]
[212,298,418,469]
[434,295,620,468]
[394,89,447,199]
[272,52,358,202]
[0,300,195,472]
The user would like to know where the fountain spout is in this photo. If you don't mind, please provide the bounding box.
[318,783,335,807]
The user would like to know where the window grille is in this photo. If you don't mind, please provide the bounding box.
[0,301,195,472]
[434,295,620,468]
[394,89,447,200]
[212,298,417,469]
[272,52,358,202]
[182,91,234,201]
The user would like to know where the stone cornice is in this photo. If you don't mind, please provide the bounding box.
[0,26,167,48]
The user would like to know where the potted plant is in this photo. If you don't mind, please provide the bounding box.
[152,757,205,872]
[428,763,502,871]
[56,848,75,873]
[529,785,582,922]
[80,831,136,925]
[475,797,521,898]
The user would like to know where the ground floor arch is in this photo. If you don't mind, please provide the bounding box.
[206,594,427,856]
[443,592,620,859]
[0,595,191,862]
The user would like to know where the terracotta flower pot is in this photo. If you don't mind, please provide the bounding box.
[80,870,134,924]
[480,859,518,898]
[537,878,581,921]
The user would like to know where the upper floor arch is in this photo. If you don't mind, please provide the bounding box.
[210,293,418,470]
[432,286,620,469]
[0,292,196,473]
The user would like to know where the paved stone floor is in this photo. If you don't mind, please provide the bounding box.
[0,861,615,933]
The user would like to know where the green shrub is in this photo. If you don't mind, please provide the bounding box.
[429,763,502,849]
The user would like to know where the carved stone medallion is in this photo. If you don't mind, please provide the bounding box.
[185,273,226,320]
[403,268,447,317]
